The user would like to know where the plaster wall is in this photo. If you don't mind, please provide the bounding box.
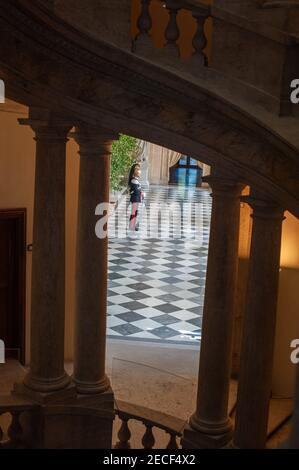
[0,101,79,363]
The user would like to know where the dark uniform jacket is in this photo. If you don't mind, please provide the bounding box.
[129,177,142,203]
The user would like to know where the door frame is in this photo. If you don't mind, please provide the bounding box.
[169,156,203,186]
[0,208,26,364]
[175,156,199,170]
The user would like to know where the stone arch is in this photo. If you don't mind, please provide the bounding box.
[1,1,299,214]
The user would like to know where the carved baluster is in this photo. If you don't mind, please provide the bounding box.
[115,417,131,449]
[142,424,155,449]
[191,7,209,67]
[133,0,153,53]
[7,411,23,448]
[164,0,181,57]
[166,432,178,449]
[137,0,152,39]
[0,421,3,444]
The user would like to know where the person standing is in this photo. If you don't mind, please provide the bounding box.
[128,163,144,232]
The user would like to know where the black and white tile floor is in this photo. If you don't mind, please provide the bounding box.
[107,185,212,345]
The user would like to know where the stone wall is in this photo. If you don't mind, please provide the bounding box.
[54,0,132,50]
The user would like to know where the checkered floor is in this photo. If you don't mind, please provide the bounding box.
[107,185,212,344]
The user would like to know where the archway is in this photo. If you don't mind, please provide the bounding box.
[0,1,299,450]
[1,1,299,216]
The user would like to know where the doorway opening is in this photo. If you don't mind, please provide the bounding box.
[0,209,26,364]
[107,141,211,346]
[169,156,203,187]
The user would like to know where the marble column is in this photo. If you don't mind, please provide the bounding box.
[183,175,244,448]
[72,125,118,394]
[201,164,211,188]
[289,365,299,448]
[137,140,150,190]
[233,194,285,449]
[19,110,72,393]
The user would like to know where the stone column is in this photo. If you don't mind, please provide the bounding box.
[72,125,118,394]
[233,194,285,449]
[183,174,244,448]
[18,109,72,394]
[201,164,211,188]
[137,140,150,190]
[289,365,299,448]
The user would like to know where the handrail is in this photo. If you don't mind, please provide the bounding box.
[260,1,299,7]
[0,395,38,449]
[0,395,37,413]
[180,0,211,13]
[114,399,186,449]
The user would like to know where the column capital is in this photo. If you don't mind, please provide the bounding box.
[70,125,119,157]
[18,108,73,142]
[241,195,285,220]
[202,175,245,197]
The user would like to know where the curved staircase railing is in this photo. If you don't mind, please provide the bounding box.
[114,399,185,449]
[0,395,38,449]
[134,0,211,66]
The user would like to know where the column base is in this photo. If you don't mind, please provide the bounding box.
[73,374,111,395]
[181,423,233,449]
[18,389,115,449]
[190,412,233,435]
[21,370,71,394]
[13,380,76,405]
[181,414,233,449]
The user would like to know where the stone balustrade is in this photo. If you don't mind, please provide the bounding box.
[114,400,185,449]
[257,0,299,7]
[133,0,211,66]
[0,395,38,449]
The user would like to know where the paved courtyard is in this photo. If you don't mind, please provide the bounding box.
[107,185,212,344]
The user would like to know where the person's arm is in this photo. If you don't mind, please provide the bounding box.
[130,178,142,198]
